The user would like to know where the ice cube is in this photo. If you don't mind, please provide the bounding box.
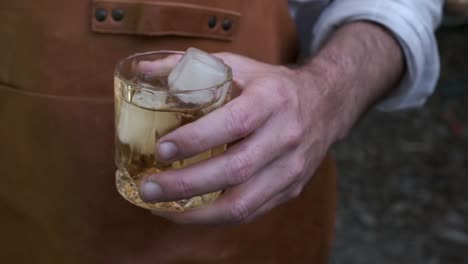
[117,91,181,155]
[168,48,225,86]
[132,90,167,109]
[168,48,229,105]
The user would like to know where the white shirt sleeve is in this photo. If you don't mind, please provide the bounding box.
[311,0,444,111]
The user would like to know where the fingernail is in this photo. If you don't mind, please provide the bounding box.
[158,141,178,161]
[140,181,163,202]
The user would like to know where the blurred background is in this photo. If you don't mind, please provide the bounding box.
[329,8,468,264]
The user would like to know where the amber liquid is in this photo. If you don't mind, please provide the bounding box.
[114,76,227,211]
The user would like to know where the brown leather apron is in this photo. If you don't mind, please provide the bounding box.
[0,0,337,263]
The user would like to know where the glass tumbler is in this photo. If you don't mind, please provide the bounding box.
[114,51,232,211]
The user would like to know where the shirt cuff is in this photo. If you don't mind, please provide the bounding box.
[311,0,441,111]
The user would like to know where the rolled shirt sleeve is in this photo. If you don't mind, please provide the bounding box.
[311,0,444,111]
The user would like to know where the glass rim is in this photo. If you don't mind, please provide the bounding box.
[114,50,233,94]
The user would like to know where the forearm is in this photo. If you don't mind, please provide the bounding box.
[298,21,404,143]
[311,0,442,110]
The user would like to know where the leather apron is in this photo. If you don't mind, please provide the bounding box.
[0,0,337,263]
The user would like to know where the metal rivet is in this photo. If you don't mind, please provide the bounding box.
[222,19,232,31]
[112,9,125,21]
[208,16,217,29]
[95,8,107,22]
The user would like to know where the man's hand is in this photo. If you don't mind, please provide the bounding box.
[139,22,404,225]
[140,53,332,225]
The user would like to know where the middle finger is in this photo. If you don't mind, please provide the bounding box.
[140,115,295,203]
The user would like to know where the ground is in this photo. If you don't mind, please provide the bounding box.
[329,21,468,263]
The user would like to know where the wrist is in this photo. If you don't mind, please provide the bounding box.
[294,56,352,146]
[298,21,404,144]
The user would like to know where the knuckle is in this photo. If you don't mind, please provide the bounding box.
[227,154,253,185]
[225,104,251,139]
[272,83,297,109]
[288,186,304,200]
[173,176,193,199]
[227,201,251,223]
[288,156,306,179]
[268,85,289,108]
[217,52,233,58]
[283,121,304,148]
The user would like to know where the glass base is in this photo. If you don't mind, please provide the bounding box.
[115,169,221,212]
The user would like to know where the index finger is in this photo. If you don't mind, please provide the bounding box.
[156,86,276,161]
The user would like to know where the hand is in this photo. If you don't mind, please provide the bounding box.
[139,22,404,225]
[139,53,335,225]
